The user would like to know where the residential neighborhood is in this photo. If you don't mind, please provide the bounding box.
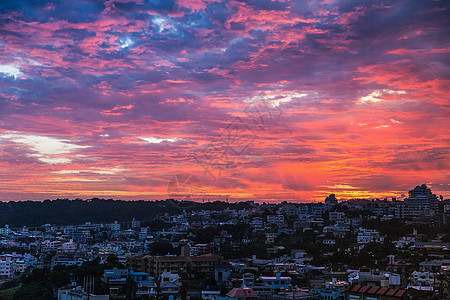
[0,185,449,299]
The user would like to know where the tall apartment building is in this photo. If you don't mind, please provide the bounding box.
[403,184,439,218]
[0,255,12,278]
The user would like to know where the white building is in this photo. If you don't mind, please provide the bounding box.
[250,217,264,228]
[323,239,336,245]
[267,215,285,224]
[110,221,120,231]
[265,233,277,244]
[410,271,435,286]
[0,225,10,236]
[329,211,345,222]
[357,228,384,244]
[0,255,12,277]
[58,287,109,300]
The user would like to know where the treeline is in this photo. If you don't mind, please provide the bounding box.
[0,198,253,227]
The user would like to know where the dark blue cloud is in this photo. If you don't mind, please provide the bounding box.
[205,2,231,25]
[53,28,97,42]
[0,0,105,23]
[236,0,288,11]
[146,0,177,12]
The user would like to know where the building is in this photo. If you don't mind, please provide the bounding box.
[246,284,272,299]
[308,269,325,288]
[260,273,292,289]
[58,287,110,300]
[265,233,277,244]
[110,221,120,231]
[0,255,12,278]
[357,229,384,244]
[126,245,223,277]
[403,184,439,218]
[129,271,157,297]
[103,268,128,298]
[346,285,407,300]
[54,257,84,267]
[159,271,181,297]
[226,287,258,299]
[202,290,221,299]
[409,271,435,286]
[0,225,10,236]
[242,273,254,286]
[131,218,140,229]
[215,264,232,284]
[267,215,285,224]
[250,218,264,229]
[325,194,338,206]
[329,211,345,222]
[323,239,336,245]
[313,287,345,300]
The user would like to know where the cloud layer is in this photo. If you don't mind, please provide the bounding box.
[0,0,449,201]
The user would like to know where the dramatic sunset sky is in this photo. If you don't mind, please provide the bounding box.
[0,0,449,202]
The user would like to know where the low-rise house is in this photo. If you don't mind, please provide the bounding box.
[58,287,110,300]
[348,268,401,287]
[250,218,264,229]
[215,264,232,285]
[308,269,325,288]
[226,287,258,299]
[323,239,336,245]
[260,273,292,289]
[346,285,407,300]
[103,268,128,298]
[409,271,435,286]
[53,257,84,267]
[159,271,181,297]
[313,287,346,300]
[202,290,221,299]
[130,271,157,297]
[357,228,384,244]
[267,215,285,225]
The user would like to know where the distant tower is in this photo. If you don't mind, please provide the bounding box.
[131,218,140,229]
[325,194,338,206]
[404,184,439,217]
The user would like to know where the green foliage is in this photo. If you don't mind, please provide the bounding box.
[192,227,220,244]
[339,241,397,268]
[13,282,53,300]
[146,220,171,231]
[361,219,413,238]
[147,241,175,256]
[13,258,113,299]
[0,199,253,227]
[0,285,21,300]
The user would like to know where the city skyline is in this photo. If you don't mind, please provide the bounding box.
[0,0,449,202]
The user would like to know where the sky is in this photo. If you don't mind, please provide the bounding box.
[0,0,449,202]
